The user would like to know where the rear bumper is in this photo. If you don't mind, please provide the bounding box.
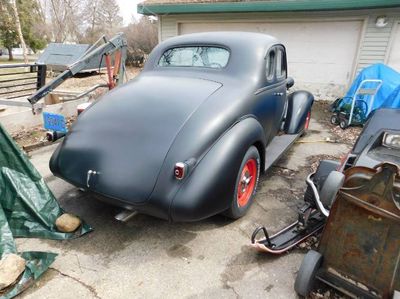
[90,192,171,221]
[51,164,215,222]
[84,189,216,222]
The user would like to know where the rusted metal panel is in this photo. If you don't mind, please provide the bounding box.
[318,163,400,298]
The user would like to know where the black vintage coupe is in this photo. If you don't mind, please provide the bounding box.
[50,32,314,221]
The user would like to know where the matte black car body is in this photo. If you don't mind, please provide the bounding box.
[50,32,313,221]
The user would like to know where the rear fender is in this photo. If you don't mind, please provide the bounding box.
[170,117,266,222]
[284,90,314,134]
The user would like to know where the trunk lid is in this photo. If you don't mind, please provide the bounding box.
[53,75,222,204]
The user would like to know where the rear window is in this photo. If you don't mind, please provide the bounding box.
[158,46,229,69]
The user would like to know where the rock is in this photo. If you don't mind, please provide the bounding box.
[323,290,331,299]
[298,242,307,249]
[55,213,81,233]
[0,254,26,290]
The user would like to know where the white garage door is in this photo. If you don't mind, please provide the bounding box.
[388,23,400,72]
[179,21,363,98]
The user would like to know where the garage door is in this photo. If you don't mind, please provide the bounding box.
[179,21,363,98]
[388,23,400,72]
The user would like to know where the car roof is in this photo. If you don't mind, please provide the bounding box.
[143,31,282,79]
[160,31,280,50]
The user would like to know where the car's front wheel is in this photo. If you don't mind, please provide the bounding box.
[225,146,260,219]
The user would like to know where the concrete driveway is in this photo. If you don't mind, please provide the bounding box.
[17,115,350,299]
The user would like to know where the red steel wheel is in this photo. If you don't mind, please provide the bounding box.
[237,158,257,207]
[224,146,260,219]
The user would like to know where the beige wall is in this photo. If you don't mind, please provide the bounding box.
[158,9,400,99]
[387,21,400,72]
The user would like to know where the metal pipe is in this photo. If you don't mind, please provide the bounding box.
[72,84,108,101]
[82,35,106,57]
[105,55,115,89]
[306,173,330,217]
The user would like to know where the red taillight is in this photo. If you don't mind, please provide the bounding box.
[305,111,311,130]
[174,162,187,180]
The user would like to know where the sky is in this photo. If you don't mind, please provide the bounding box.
[116,0,145,25]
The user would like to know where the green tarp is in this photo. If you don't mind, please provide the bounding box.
[0,252,57,299]
[0,124,92,298]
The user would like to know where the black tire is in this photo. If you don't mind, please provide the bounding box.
[339,119,348,130]
[295,250,323,297]
[330,114,339,125]
[319,171,345,208]
[224,146,260,219]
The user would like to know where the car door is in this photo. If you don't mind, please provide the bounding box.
[256,45,287,142]
[274,46,288,131]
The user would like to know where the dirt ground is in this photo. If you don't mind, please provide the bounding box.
[311,101,362,146]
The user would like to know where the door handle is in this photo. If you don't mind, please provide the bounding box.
[274,92,283,96]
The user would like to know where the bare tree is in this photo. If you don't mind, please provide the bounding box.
[98,0,123,36]
[34,0,123,44]
[81,0,122,43]
[48,0,83,42]
[10,0,28,63]
[124,16,158,62]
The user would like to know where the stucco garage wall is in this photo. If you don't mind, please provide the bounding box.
[159,9,400,100]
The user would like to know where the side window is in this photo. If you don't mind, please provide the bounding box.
[276,48,287,80]
[265,49,275,82]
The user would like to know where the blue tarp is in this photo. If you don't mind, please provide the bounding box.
[341,63,400,116]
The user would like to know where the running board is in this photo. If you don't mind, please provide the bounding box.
[264,133,300,171]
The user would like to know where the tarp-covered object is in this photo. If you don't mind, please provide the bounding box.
[341,63,400,114]
[0,124,92,240]
[0,123,92,298]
